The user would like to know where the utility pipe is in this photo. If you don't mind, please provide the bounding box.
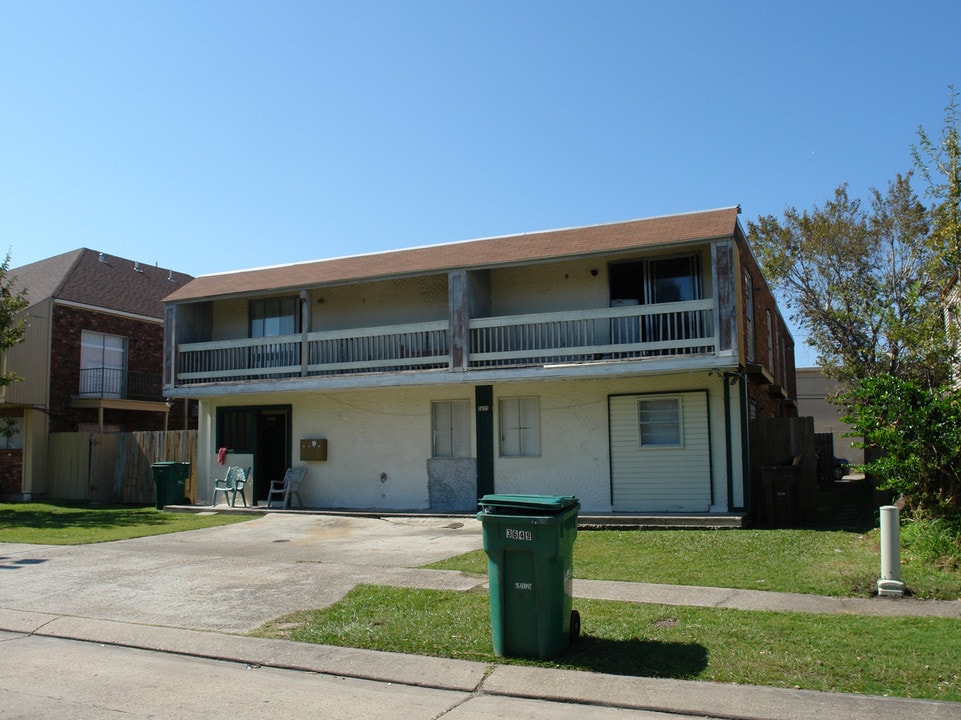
[877,505,906,597]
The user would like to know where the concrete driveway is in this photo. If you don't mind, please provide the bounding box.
[0,513,485,633]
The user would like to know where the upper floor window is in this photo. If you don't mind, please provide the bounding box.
[250,297,300,338]
[80,330,127,398]
[766,309,774,369]
[609,254,702,305]
[743,271,755,363]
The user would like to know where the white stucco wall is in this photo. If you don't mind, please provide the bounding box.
[196,370,742,514]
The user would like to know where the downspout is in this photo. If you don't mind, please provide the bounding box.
[739,369,751,513]
[724,370,749,512]
[723,373,733,511]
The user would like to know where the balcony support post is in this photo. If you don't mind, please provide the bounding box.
[300,290,312,377]
[713,240,737,355]
[448,270,469,372]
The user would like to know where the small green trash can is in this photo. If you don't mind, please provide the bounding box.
[151,462,190,510]
[477,493,580,659]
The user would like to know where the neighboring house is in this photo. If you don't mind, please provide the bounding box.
[163,207,796,517]
[795,366,863,466]
[0,250,194,500]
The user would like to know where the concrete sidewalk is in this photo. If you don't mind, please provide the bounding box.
[1,512,960,718]
[1,607,958,720]
[574,578,961,618]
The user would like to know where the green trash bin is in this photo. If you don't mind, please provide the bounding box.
[151,462,190,510]
[477,493,580,659]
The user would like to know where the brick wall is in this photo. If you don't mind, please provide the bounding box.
[736,233,797,420]
[0,450,23,495]
[47,305,195,433]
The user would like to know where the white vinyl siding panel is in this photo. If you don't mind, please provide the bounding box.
[609,392,711,512]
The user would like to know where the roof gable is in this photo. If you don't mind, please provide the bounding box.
[165,207,740,303]
[11,249,194,319]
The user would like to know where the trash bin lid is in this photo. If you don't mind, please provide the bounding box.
[478,494,579,514]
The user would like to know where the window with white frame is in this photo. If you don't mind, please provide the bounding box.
[432,400,471,458]
[80,330,127,398]
[766,309,774,369]
[637,397,683,448]
[499,397,540,457]
[743,271,755,362]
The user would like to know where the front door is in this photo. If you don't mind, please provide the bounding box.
[255,410,290,502]
[216,405,291,504]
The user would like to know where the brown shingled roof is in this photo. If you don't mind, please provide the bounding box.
[165,207,740,303]
[11,249,194,319]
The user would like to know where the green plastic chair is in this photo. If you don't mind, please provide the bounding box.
[210,466,250,507]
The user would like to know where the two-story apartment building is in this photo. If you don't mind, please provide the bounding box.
[0,249,194,500]
[163,207,796,517]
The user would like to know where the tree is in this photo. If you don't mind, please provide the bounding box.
[843,375,961,516]
[753,88,961,518]
[0,251,29,389]
[912,85,961,274]
[746,174,949,390]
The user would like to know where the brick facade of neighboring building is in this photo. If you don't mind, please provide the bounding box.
[737,233,797,420]
[47,305,173,433]
[1,249,195,499]
[0,450,22,495]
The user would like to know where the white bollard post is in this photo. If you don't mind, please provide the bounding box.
[877,505,905,597]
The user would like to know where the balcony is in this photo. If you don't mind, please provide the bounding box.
[77,368,164,401]
[172,300,717,388]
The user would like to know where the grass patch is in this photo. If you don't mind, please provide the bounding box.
[253,584,961,702]
[0,502,252,544]
[426,528,961,600]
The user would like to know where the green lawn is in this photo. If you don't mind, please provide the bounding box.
[254,584,961,702]
[253,479,961,703]
[427,526,961,600]
[5,498,961,700]
[0,502,252,544]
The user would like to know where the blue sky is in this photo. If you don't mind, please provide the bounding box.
[2,1,959,366]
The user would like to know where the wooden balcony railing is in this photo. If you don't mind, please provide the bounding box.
[468,300,715,367]
[173,301,716,386]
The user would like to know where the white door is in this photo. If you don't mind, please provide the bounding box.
[609,392,711,512]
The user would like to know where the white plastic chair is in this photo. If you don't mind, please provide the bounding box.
[265,467,307,509]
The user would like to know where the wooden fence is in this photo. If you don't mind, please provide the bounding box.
[748,416,817,527]
[47,430,198,505]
